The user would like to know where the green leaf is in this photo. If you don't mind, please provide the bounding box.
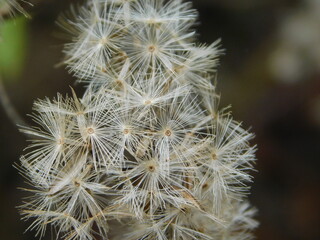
[0,16,28,80]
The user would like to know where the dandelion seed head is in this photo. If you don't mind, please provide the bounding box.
[18,0,258,239]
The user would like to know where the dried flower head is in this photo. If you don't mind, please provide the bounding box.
[18,0,258,239]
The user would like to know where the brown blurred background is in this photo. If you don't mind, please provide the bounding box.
[0,0,319,239]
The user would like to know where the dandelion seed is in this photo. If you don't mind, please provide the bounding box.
[63,2,125,78]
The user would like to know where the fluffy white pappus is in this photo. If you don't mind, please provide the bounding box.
[98,106,147,165]
[173,40,223,91]
[20,156,112,239]
[196,116,256,213]
[123,71,192,111]
[124,198,257,240]
[214,201,259,240]
[124,196,222,240]
[20,91,122,183]
[75,57,132,89]
[0,0,31,19]
[112,147,194,218]
[122,25,194,74]
[66,89,134,168]
[129,0,197,27]
[20,95,76,184]
[200,86,221,118]
[62,2,125,78]
[61,0,201,82]
[153,93,205,163]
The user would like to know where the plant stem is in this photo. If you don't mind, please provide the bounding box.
[0,74,27,126]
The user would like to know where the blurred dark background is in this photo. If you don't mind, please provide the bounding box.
[0,0,319,239]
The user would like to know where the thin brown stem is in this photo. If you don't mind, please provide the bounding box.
[0,74,27,126]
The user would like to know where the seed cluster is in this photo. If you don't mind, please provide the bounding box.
[19,0,258,239]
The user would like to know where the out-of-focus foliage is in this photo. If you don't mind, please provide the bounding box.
[0,16,28,80]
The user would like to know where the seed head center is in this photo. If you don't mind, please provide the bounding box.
[123,128,130,135]
[144,99,152,105]
[148,165,156,172]
[145,160,158,173]
[165,129,172,137]
[87,127,95,135]
[211,152,217,160]
[99,37,109,46]
[115,79,124,87]
[147,18,155,24]
[202,183,208,189]
[74,180,81,187]
[57,138,64,145]
[148,45,156,53]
